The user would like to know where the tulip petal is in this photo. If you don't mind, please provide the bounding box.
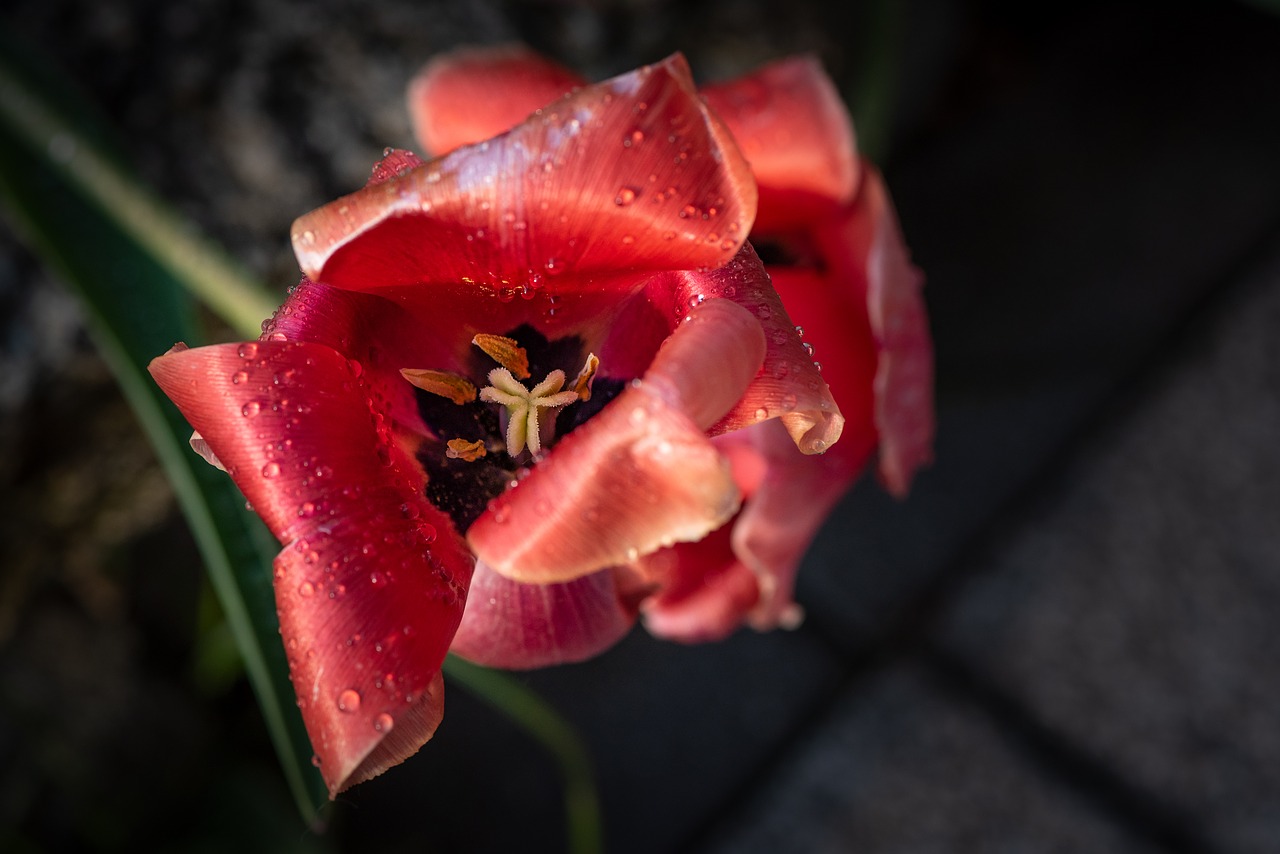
[636,523,761,644]
[664,244,845,455]
[812,167,934,495]
[467,296,776,583]
[408,45,585,156]
[294,54,757,296]
[150,340,473,795]
[719,421,858,629]
[449,560,637,669]
[703,56,859,231]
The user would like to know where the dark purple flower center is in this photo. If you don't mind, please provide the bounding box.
[412,324,625,533]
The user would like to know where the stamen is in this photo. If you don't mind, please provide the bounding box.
[445,438,487,462]
[472,334,531,379]
[400,368,477,404]
[572,353,599,401]
[479,367,580,457]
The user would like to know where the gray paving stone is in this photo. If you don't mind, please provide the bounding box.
[940,241,1280,853]
[701,664,1151,854]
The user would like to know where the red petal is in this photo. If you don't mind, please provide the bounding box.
[703,56,859,232]
[408,45,585,156]
[293,54,757,296]
[658,244,845,455]
[467,380,739,584]
[449,561,637,669]
[150,340,473,795]
[812,167,934,495]
[635,523,761,644]
[716,421,860,629]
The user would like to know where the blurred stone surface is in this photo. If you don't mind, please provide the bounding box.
[940,240,1280,854]
[702,665,1156,854]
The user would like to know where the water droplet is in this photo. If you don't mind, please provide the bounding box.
[624,128,645,147]
[755,406,769,420]
[298,581,315,597]
[311,754,323,768]
[679,204,697,218]
[543,257,566,276]
[231,370,248,385]
[621,234,635,245]
[237,342,259,359]
[802,342,815,357]
[614,187,637,206]
[262,462,280,478]
[782,393,798,412]
[374,713,395,733]
[400,503,420,520]
[337,689,361,713]
[298,501,316,517]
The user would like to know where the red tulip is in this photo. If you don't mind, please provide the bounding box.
[409,47,933,638]
[150,54,880,796]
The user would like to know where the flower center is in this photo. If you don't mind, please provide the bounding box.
[400,325,617,534]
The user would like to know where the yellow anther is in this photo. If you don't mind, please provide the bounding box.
[572,353,599,401]
[445,438,487,462]
[472,334,530,379]
[400,368,477,405]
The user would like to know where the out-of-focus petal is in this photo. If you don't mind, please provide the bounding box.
[702,56,859,232]
[293,54,757,298]
[449,561,637,669]
[149,340,473,796]
[409,45,585,156]
[635,523,760,644]
[812,166,933,495]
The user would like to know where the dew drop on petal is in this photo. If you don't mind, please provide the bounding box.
[544,257,566,276]
[237,342,258,359]
[337,689,361,713]
[231,370,248,385]
[374,713,395,733]
[262,462,280,478]
[614,187,637,206]
[241,401,261,417]
[298,581,315,597]
[755,406,769,420]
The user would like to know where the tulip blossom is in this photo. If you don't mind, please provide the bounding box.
[410,46,933,638]
[150,53,899,797]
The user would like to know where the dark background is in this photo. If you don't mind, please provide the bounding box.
[4,1,1280,851]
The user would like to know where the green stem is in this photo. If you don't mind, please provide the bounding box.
[443,656,603,854]
[0,65,278,337]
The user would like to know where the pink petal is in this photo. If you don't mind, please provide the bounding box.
[666,244,845,455]
[408,45,585,156]
[812,166,934,495]
[449,561,637,669]
[703,56,859,232]
[717,421,861,629]
[466,296,772,584]
[635,523,761,644]
[149,340,474,795]
[293,54,757,298]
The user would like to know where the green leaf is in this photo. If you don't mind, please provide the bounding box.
[0,34,328,824]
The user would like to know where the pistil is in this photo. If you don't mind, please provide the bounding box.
[479,368,581,457]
